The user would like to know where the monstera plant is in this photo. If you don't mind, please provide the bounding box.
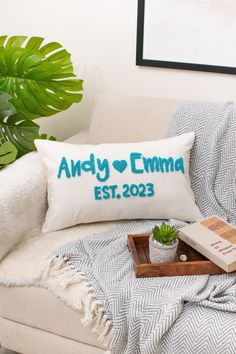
[0,35,83,169]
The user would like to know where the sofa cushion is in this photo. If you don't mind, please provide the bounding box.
[88,94,180,144]
[0,219,121,350]
[0,317,104,354]
[0,285,105,350]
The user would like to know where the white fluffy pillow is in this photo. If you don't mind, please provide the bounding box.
[35,132,202,233]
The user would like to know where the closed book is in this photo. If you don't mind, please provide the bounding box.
[179,216,236,272]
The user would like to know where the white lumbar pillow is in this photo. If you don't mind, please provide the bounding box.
[35,132,202,233]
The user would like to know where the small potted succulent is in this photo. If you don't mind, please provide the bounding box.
[149,223,179,263]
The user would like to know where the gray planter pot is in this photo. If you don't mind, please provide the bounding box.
[149,235,179,263]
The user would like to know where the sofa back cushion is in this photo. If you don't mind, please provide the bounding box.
[88,95,181,144]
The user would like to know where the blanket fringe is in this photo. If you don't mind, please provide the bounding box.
[34,255,112,346]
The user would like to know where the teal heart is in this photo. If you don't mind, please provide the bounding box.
[112,159,128,173]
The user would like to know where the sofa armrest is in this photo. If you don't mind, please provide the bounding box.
[0,152,47,260]
[0,129,89,261]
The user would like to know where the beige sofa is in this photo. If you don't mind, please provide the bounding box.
[0,95,180,354]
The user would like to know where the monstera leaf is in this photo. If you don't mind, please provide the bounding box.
[0,141,18,169]
[0,92,18,167]
[0,36,83,119]
[0,91,54,167]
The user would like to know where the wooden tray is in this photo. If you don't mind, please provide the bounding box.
[128,234,229,278]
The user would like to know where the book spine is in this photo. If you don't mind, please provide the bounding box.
[179,231,229,272]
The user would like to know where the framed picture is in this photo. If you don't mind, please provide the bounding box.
[136,0,236,74]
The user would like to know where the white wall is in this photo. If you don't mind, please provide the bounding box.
[2,0,236,140]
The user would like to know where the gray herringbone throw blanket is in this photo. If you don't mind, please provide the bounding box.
[38,101,236,354]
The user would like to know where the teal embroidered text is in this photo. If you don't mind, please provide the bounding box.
[57,153,185,182]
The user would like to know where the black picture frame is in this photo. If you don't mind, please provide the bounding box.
[136,0,236,75]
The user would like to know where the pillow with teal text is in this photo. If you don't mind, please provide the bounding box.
[35,132,202,233]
